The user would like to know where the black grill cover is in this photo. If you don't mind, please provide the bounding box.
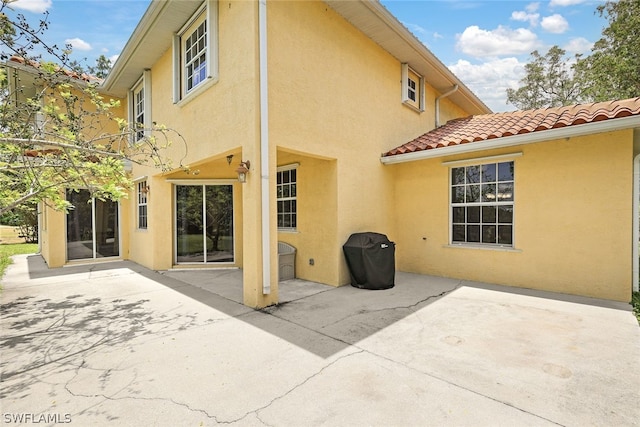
[343,232,395,290]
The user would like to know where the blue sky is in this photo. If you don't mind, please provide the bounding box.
[7,0,609,112]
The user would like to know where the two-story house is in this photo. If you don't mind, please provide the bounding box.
[27,0,640,306]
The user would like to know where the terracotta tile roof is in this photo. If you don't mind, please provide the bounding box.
[384,98,640,157]
[8,55,101,84]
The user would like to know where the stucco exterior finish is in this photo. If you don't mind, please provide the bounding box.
[391,130,634,302]
[267,0,468,286]
[34,0,636,306]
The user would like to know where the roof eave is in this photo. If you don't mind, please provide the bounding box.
[380,115,640,165]
[101,1,203,98]
[325,0,491,115]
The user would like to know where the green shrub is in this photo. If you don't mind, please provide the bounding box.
[632,291,640,325]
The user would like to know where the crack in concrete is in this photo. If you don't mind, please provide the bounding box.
[242,350,366,424]
[255,281,564,426]
[315,282,463,330]
[63,360,221,423]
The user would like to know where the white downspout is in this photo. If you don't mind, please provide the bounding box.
[259,0,270,294]
[435,84,458,128]
[633,154,639,292]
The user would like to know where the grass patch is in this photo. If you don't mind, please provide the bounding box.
[632,291,640,325]
[0,243,38,286]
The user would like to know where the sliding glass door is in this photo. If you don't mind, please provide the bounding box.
[175,184,234,264]
[66,189,119,261]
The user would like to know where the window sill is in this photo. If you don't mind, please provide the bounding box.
[402,101,424,114]
[444,244,521,253]
[175,75,219,107]
[278,228,298,234]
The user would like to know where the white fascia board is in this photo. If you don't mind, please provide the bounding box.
[381,115,640,165]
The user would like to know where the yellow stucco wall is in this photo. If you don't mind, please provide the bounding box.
[276,149,338,284]
[391,130,634,302]
[126,0,259,266]
[267,0,470,286]
[122,0,278,307]
[43,1,476,307]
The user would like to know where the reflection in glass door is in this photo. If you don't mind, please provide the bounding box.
[175,185,234,264]
[66,189,119,261]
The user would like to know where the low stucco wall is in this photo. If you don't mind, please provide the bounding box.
[390,130,634,302]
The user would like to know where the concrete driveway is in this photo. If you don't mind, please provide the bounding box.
[1,254,639,426]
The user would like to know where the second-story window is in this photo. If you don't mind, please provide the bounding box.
[133,84,144,140]
[401,63,424,112]
[129,70,151,143]
[184,18,207,92]
[407,77,417,102]
[174,1,218,102]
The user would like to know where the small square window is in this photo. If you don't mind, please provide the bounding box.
[401,63,424,112]
[408,78,417,102]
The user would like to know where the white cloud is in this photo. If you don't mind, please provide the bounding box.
[511,3,540,27]
[11,0,52,13]
[65,38,92,52]
[449,58,526,112]
[541,14,569,34]
[108,54,119,64]
[526,2,540,13]
[563,37,594,54]
[511,10,540,27]
[456,25,540,58]
[549,0,587,6]
[433,32,444,40]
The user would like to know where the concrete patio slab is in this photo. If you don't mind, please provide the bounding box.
[1,254,639,426]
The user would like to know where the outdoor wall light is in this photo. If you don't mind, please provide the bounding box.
[236,160,250,183]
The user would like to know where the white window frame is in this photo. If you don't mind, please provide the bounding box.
[401,63,424,112]
[137,180,149,230]
[173,0,219,103]
[448,156,517,248]
[277,164,298,231]
[128,70,152,143]
[171,181,236,265]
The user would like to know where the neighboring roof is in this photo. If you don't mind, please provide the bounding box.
[102,0,491,115]
[7,55,101,84]
[382,98,640,164]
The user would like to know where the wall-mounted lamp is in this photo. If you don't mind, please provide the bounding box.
[236,160,250,183]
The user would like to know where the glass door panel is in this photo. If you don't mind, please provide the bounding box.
[66,189,94,261]
[66,190,120,260]
[176,184,234,264]
[176,185,205,263]
[205,185,234,263]
[95,199,119,258]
